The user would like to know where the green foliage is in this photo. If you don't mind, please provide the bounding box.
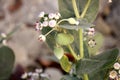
[61,75,80,80]
[60,55,72,72]
[58,0,99,23]
[0,46,15,80]
[54,47,64,59]
[60,19,94,30]
[55,33,74,45]
[76,48,119,77]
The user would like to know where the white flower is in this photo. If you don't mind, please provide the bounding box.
[38,34,46,42]
[48,13,55,19]
[88,27,95,32]
[87,31,95,36]
[109,70,117,79]
[31,72,39,78]
[35,69,43,73]
[28,72,33,76]
[49,20,56,27]
[21,72,28,79]
[35,22,40,31]
[1,33,7,38]
[44,17,48,21]
[38,11,45,18]
[109,0,112,3]
[55,12,61,20]
[114,62,120,70]
[118,70,120,74]
[2,40,7,45]
[40,73,49,78]
[88,39,96,48]
[43,21,48,27]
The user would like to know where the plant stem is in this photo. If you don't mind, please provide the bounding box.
[67,45,80,60]
[80,0,91,18]
[45,28,55,36]
[72,0,91,80]
[83,74,89,80]
[72,0,80,18]
[79,29,84,58]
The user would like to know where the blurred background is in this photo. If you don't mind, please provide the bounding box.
[0,0,63,80]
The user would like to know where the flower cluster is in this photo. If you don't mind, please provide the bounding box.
[109,62,120,79]
[35,12,61,42]
[0,33,7,45]
[85,27,96,48]
[21,68,50,80]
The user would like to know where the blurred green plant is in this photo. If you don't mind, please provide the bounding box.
[35,0,119,80]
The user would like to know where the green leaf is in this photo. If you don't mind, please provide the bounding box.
[59,19,94,30]
[58,0,99,23]
[61,75,80,80]
[89,69,109,80]
[76,48,119,76]
[87,32,104,56]
[55,33,74,45]
[60,55,72,72]
[54,47,64,59]
[0,46,15,80]
[42,27,57,50]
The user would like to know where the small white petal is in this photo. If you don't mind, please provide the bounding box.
[2,40,7,45]
[49,20,56,27]
[109,70,117,79]
[1,33,7,38]
[44,17,48,21]
[35,22,40,31]
[28,72,33,76]
[35,69,43,73]
[88,27,95,32]
[87,31,95,36]
[40,73,49,78]
[32,73,39,77]
[114,62,120,70]
[38,35,46,42]
[38,11,45,18]
[43,21,48,27]
[48,13,55,19]
[21,72,28,79]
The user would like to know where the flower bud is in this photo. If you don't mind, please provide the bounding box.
[113,62,120,70]
[88,39,96,48]
[38,35,46,42]
[48,13,55,19]
[43,21,48,27]
[68,18,79,25]
[49,20,56,27]
[21,72,28,79]
[109,70,117,79]
[38,11,45,18]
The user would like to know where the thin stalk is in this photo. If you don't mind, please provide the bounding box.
[79,29,84,58]
[83,74,89,80]
[72,0,91,80]
[72,0,80,18]
[80,0,91,18]
[67,45,80,60]
[45,28,55,36]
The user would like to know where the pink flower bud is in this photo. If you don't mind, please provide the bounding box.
[35,22,40,31]
[49,20,56,27]
[48,13,55,19]
[43,21,48,27]
[38,11,45,18]
[38,35,46,42]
